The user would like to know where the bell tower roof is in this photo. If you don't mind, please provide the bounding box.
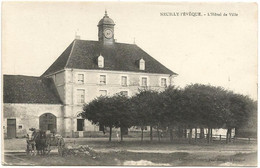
[98,10,115,26]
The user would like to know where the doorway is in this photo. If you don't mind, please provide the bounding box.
[39,113,57,132]
[77,119,84,131]
[7,119,16,138]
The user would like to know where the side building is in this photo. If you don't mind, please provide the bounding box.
[3,11,177,138]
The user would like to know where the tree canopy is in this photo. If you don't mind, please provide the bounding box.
[81,84,256,142]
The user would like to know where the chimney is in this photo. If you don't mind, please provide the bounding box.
[75,35,81,40]
[75,29,80,40]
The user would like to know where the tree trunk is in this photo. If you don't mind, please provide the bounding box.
[195,127,197,142]
[226,128,229,144]
[207,128,210,143]
[200,128,204,139]
[120,127,123,142]
[210,128,213,142]
[178,126,183,138]
[150,125,153,141]
[157,126,160,142]
[141,127,144,142]
[109,126,112,142]
[188,128,192,144]
[184,127,187,138]
[228,128,232,142]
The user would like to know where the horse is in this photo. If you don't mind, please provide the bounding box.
[34,130,47,155]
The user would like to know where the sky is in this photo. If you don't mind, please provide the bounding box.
[2,2,257,100]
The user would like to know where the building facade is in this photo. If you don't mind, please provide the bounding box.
[3,11,177,138]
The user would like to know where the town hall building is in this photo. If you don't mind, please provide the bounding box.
[3,11,177,138]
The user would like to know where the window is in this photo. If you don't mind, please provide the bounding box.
[98,55,104,68]
[78,74,84,84]
[99,90,107,96]
[141,77,147,86]
[100,75,106,84]
[139,58,145,70]
[161,78,167,87]
[18,125,22,129]
[120,91,128,97]
[77,89,85,104]
[121,76,127,86]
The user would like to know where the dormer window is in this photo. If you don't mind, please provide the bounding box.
[98,55,104,68]
[139,58,145,70]
[77,74,84,84]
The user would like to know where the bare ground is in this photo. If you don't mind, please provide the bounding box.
[3,137,257,166]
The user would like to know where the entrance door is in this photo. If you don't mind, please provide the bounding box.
[77,119,84,131]
[7,119,16,138]
[39,113,57,132]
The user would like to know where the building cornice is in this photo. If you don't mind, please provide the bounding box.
[64,68,176,77]
[43,69,66,78]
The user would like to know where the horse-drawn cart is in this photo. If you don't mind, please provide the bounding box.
[26,128,64,156]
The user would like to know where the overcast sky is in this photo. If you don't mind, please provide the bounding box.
[2,2,257,100]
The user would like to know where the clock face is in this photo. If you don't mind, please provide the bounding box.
[104,29,113,39]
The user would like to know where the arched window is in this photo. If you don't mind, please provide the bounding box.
[139,58,145,70]
[98,55,104,68]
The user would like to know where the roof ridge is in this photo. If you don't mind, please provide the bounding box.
[65,40,76,68]
[3,74,41,78]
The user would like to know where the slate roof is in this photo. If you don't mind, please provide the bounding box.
[42,40,177,77]
[3,75,62,104]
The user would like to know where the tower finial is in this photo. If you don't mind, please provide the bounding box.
[105,9,108,16]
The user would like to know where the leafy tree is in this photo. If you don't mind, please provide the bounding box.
[183,84,230,143]
[108,93,133,141]
[82,94,132,142]
[225,93,257,142]
[81,96,113,141]
[160,86,184,142]
[130,89,161,141]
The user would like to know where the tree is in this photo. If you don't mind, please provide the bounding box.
[108,93,133,141]
[81,94,133,142]
[225,93,257,142]
[130,89,161,142]
[81,96,113,141]
[160,86,184,142]
[183,84,229,143]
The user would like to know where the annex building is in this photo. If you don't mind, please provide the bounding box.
[3,11,177,138]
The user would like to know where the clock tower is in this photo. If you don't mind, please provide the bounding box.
[98,11,115,45]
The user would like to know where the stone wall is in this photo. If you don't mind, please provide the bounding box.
[3,103,63,138]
